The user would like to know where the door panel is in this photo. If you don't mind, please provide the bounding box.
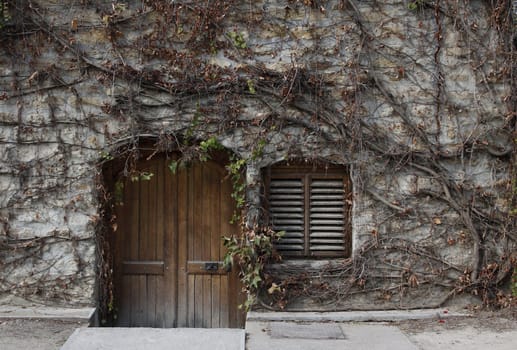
[112,154,243,328]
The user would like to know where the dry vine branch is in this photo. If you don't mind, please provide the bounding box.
[0,0,514,312]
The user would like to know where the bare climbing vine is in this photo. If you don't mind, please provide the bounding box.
[0,0,515,317]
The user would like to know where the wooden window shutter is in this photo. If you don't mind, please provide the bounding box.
[269,177,305,254]
[309,177,346,255]
[267,164,351,258]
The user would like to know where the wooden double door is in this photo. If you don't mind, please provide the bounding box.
[110,154,244,328]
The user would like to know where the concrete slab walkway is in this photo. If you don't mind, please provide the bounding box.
[407,327,517,350]
[245,310,517,350]
[60,327,245,350]
[2,307,514,350]
[246,320,418,350]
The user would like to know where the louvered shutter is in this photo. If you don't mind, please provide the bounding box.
[268,165,351,258]
[309,178,346,255]
[269,178,305,255]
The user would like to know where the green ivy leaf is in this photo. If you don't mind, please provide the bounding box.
[99,151,114,161]
[131,172,154,182]
[247,79,256,94]
[139,172,154,181]
[114,180,124,205]
[250,274,262,288]
[168,160,179,174]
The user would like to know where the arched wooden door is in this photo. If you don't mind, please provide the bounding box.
[110,154,244,328]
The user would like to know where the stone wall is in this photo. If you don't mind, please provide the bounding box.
[0,0,515,310]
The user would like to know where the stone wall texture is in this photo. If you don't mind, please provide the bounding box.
[0,0,515,310]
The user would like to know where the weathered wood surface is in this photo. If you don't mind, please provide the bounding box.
[112,154,244,328]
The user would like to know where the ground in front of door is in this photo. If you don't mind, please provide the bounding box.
[0,308,515,350]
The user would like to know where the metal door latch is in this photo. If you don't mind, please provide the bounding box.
[204,262,219,272]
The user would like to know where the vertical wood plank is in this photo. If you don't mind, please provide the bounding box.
[155,158,164,261]
[193,162,203,262]
[118,276,131,326]
[132,169,146,327]
[163,155,178,327]
[194,274,202,327]
[202,162,214,327]
[155,157,166,327]
[220,167,233,328]
[170,156,180,328]
[147,159,158,261]
[147,160,158,325]
[192,163,204,327]
[131,275,139,326]
[210,162,222,328]
[211,275,221,328]
[128,175,141,326]
[147,275,157,326]
[135,166,147,322]
[188,275,196,327]
[139,170,149,261]
[176,163,191,327]
[202,275,211,328]
[128,176,140,262]
[142,169,151,262]
[219,274,229,327]
[114,172,130,326]
[135,275,147,326]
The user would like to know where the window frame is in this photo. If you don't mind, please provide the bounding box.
[264,162,352,258]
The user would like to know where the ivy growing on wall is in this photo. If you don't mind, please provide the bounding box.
[0,0,515,316]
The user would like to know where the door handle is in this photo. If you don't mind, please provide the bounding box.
[204,262,219,272]
[187,261,230,274]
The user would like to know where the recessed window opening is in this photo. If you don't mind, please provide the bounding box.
[265,162,352,258]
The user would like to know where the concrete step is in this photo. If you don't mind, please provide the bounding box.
[60,327,245,350]
[247,308,468,322]
[0,305,95,323]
